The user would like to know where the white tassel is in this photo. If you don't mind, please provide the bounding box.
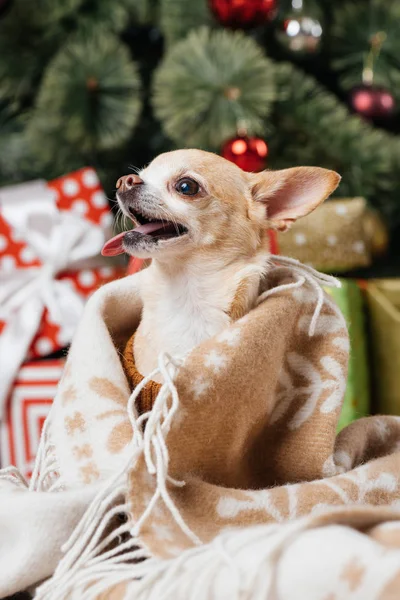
[0,465,28,488]
[30,402,63,492]
[36,352,201,599]
[33,255,339,597]
[64,516,317,600]
[257,255,341,337]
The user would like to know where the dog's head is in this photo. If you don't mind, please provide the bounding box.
[102,149,340,261]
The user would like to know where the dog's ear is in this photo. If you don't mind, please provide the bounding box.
[248,167,340,231]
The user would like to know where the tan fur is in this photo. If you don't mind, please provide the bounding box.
[228,275,259,321]
[114,149,340,377]
[248,167,341,231]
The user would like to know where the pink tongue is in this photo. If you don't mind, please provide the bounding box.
[101,232,126,256]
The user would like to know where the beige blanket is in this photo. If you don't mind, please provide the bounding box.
[2,256,400,599]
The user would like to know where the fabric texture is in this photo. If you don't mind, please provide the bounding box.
[1,256,400,599]
[125,265,400,559]
[0,472,99,598]
[57,506,400,600]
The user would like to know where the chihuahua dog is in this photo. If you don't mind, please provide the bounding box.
[102,149,340,381]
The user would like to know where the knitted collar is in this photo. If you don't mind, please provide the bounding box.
[122,333,161,414]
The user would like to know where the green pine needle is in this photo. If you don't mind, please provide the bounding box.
[153,27,275,149]
[122,0,156,25]
[0,0,151,106]
[72,0,153,34]
[34,0,81,25]
[331,1,400,97]
[10,0,81,29]
[0,107,33,183]
[160,0,213,46]
[0,1,62,103]
[269,62,400,226]
[28,32,142,155]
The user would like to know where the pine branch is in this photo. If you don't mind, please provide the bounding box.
[0,106,34,184]
[270,62,400,226]
[14,0,81,27]
[0,1,64,104]
[160,0,214,46]
[331,0,400,96]
[28,32,142,161]
[152,27,275,149]
[123,0,158,25]
[0,0,153,106]
[72,0,154,34]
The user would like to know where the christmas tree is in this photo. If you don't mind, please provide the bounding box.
[1,0,400,270]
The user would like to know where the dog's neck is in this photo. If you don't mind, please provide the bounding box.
[134,248,270,377]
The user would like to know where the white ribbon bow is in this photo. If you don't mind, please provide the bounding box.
[0,181,106,416]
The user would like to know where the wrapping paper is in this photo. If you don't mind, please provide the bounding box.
[0,168,123,415]
[277,198,388,272]
[326,280,370,430]
[0,358,65,479]
[366,279,400,415]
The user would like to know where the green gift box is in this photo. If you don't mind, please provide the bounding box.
[325,280,370,430]
[365,280,400,416]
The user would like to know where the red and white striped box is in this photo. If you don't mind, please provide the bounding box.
[0,359,64,479]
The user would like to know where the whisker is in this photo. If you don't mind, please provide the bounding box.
[115,211,122,232]
[115,207,130,233]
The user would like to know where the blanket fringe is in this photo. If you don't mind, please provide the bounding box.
[0,465,29,488]
[260,255,341,337]
[27,257,341,597]
[30,404,63,492]
[0,404,62,492]
[36,353,201,599]
[42,517,316,600]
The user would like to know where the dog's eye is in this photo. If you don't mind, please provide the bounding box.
[175,178,199,196]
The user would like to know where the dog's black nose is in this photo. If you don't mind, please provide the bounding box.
[116,174,143,192]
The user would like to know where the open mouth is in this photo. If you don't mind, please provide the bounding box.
[101,205,188,257]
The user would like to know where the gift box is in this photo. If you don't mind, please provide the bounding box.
[0,168,124,417]
[325,279,370,430]
[277,198,388,273]
[365,279,400,415]
[0,358,65,479]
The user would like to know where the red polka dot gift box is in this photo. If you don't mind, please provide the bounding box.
[0,168,124,418]
[0,358,65,479]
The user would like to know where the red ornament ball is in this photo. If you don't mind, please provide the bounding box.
[350,85,396,119]
[209,0,278,28]
[222,135,268,172]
